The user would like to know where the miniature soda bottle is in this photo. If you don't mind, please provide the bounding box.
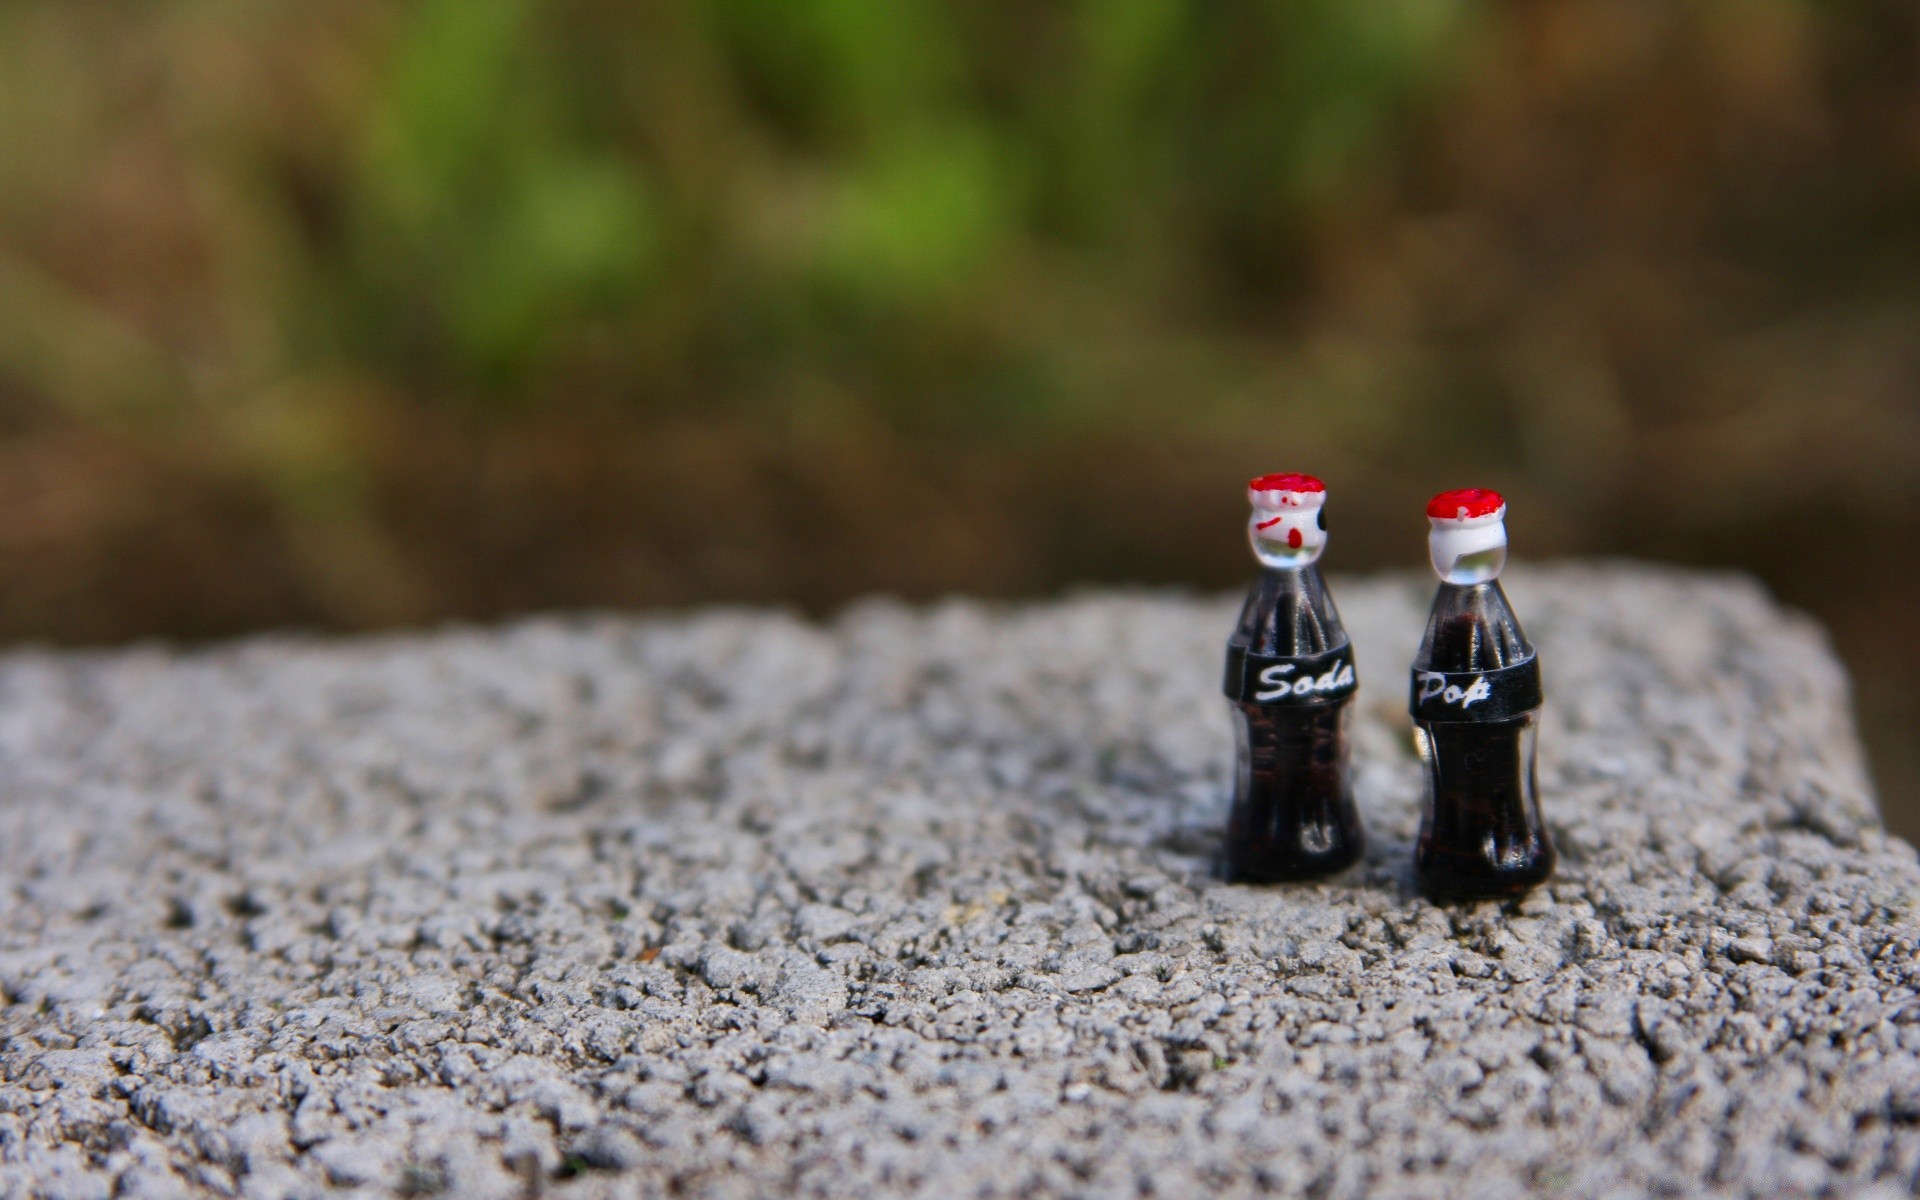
[1410,488,1554,900]
[1221,473,1363,882]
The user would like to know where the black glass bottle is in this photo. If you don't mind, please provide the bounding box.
[1411,489,1553,900]
[1222,474,1364,882]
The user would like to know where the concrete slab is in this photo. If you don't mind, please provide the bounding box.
[0,565,1914,1198]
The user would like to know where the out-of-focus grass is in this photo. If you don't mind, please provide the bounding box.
[0,0,1917,833]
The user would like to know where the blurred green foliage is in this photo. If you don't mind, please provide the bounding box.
[0,0,1488,623]
[0,0,1918,824]
[325,0,1473,392]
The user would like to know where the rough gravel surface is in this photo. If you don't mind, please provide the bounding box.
[0,564,1916,1200]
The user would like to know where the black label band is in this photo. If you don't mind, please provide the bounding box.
[1224,644,1357,706]
[1409,658,1542,722]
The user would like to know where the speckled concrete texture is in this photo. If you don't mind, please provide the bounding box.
[0,565,1915,1199]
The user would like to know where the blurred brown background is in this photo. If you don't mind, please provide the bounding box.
[0,0,1915,837]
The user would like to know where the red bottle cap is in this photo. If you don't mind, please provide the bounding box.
[1249,473,1325,494]
[1426,488,1505,521]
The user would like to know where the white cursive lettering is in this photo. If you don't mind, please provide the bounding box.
[1255,661,1352,702]
[1254,663,1295,701]
[1416,671,1492,709]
